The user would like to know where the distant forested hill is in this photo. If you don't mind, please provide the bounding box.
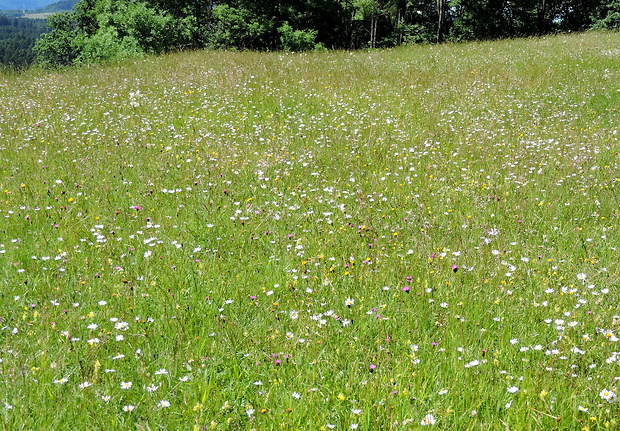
[0,15,47,68]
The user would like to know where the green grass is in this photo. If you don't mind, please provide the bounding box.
[1,31,620,430]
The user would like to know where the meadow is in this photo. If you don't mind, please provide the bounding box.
[0,31,619,430]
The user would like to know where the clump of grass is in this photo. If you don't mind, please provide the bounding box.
[0,31,619,429]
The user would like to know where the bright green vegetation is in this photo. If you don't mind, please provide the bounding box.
[1,31,619,430]
[32,0,620,68]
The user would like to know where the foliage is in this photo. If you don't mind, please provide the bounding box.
[591,1,620,30]
[278,21,317,51]
[33,12,78,67]
[0,15,48,68]
[13,0,620,67]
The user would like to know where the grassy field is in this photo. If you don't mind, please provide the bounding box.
[1,31,619,430]
[22,12,56,18]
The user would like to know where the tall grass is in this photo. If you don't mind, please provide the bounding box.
[1,31,619,430]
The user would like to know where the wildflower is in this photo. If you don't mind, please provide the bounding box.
[53,377,68,384]
[101,395,111,402]
[292,392,301,399]
[576,273,587,281]
[345,298,354,307]
[78,381,92,389]
[120,381,133,390]
[290,310,299,320]
[438,389,448,395]
[154,368,168,375]
[123,405,135,412]
[507,386,519,393]
[599,389,616,402]
[157,400,170,408]
[179,375,190,382]
[114,321,129,331]
[146,384,160,392]
[420,413,436,425]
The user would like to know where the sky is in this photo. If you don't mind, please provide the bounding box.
[0,0,59,10]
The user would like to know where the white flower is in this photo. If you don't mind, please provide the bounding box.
[157,400,170,408]
[123,405,135,412]
[576,273,587,281]
[599,388,617,402]
[114,321,129,331]
[290,310,299,320]
[507,386,519,393]
[345,298,354,307]
[420,413,436,425]
[154,368,168,375]
[120,381,133,390]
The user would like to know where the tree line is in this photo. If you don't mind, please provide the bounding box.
[0,15,48,69]
[14,0,620,67]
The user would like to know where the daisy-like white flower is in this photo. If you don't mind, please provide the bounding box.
[123,405,135,412]
[420,413,436,425]
[79,381,92,389]
[599,388,616,402]
[292,392,301,399]
[290,310,299,320]
[154,368,168,375]
[114,321,129,331]
[345,298,354,307]
[578,405,589,412]
[53,377,68,384]
[179,375,190,382]
[438,389,448,395]
[157,400,170,408]
[507,386,519,393]
[120,381,133,390]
